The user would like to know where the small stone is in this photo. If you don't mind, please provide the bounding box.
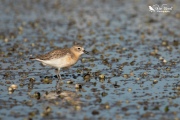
[162,40,168,46]
[67,80,73,84]
[4,38,9,42]
[159,57,163,60]
[101,92,108,97]
[166,46,172,51]
[128,88,132,92]
[10,84,18,90]
[153,80,158,84]
[105,104,110,109]
[31,43,35,47]
[5,81,11,84]
[45,106,52,113]
[19,83,24,87]
[154,49,158,53]
[130,72,134,76]
[136,78,140,81]
[136,105,140,109]
[18,26,23,32]
[122,47,126,51]
[34,92,41,99]
[99,74,105,80]
[41,78,52,84]
[163,59,167,63]
[29,78,35,82]
[92,110,99,115]
[81,58,86,63]
[130,61,135,65]
[8,91,13,94]
[8,87,14,92]
[126,100,130,104]
[164,106,169,112]
[84,73,91,81]
[142,72,148,77]
[119,36,124,40]
[75,105,81,111]
[77,34,83,40]
[123,74,129,79]
[24,38,28,42]
[92,48,99,54]
[166,67,171,71]
[173,40,179,46]
[75,84,82,89]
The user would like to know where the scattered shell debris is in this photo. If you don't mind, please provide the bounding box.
[75,84,82,89]
[10,84,18,90]
[67,80,73,84]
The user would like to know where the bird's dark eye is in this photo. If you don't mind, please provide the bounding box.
[78,47,81,50]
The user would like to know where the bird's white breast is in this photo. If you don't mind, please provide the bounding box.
[36,54,77,69]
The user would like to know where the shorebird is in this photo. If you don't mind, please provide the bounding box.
[30,45,88,87]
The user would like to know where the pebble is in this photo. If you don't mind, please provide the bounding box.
[10,84,18,90]
[75,84,82,89]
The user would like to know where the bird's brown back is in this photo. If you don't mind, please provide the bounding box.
[36,48,73,60]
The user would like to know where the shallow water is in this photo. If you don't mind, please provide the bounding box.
[0,0,180,120]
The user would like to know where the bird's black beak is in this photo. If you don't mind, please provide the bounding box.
[83,50,89,54]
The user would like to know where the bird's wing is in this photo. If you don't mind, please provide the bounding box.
[35,48,71,60]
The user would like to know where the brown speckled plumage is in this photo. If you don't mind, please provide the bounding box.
[33,45,84,61]
[36,48,74,60]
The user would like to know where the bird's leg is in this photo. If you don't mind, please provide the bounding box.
[54,68,61,80]
[55,68,62,91]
